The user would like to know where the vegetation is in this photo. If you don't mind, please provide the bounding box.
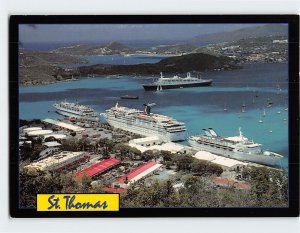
[121,168,288,207]
[19,126,288,208]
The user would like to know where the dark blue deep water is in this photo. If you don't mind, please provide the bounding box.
[19,62,289,168]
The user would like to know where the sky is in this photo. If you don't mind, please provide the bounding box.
[19,24,262,43]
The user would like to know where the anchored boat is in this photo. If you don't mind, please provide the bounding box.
[143,72,212,91]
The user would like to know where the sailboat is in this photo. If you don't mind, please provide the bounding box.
[263,109,266,117]
[258,111,263,123]
[223,103,228,111]
[241,102,246,113]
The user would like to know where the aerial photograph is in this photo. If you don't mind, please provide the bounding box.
[18,23,289,208]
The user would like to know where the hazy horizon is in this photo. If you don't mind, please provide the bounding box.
[19,24,265,44]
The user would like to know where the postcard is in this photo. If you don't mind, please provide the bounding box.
[9,15,299,217]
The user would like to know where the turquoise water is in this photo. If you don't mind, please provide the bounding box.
[19,62,289,168]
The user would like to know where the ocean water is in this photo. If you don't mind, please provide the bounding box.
[19,62,289,168]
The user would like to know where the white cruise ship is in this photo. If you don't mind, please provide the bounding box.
[143,72,212,91]
[53,101,99,122]
[101,103,187,141]
[188,128,284,166]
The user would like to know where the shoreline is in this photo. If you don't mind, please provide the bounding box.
[20,60,287,87]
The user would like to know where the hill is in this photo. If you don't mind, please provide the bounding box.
[77,52,238,76]
[20,52,238,85]
[191,24,288,44]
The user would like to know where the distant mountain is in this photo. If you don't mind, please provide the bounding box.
[52,41,133,55]
[52,41,198,56]
[191,24,288,44]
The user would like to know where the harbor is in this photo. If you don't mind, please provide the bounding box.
[17,23,290,208]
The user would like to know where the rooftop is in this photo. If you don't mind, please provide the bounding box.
[130,136,160,144]
[212,177,251,189]
[117,161,162,184]
[27,129,53,136]
[43,118,85,132]
[75,158,120,178]
[25,151,87,171]
[43,141,62,147]
[194,151,248,168]
[23,127,42,132]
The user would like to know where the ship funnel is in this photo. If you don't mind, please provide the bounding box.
[203,129,212,137]
[208,128,218,137]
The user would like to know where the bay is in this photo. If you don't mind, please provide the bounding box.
[19,62,289,168]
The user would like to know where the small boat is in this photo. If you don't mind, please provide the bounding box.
[259,119,263,123]
[223,103,228,111]
[120,95,139,100]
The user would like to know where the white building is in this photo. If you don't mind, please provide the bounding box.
[193,151,248,171]
[129,137,191,154]
[43,118,85,132]
[25,151,89,173]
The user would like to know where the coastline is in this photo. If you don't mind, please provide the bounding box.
[20,60,287,87]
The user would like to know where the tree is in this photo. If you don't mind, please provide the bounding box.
[172,154,193,172]
[242,166,288,206]
[191,160,223,176]
[161,150,172,162]
[19,168,76,208]
[60,139,79,152]
[128,147,142,160]
[19,141,33,161]
[141,150,154,161]
[44,136,57,142]
[165,161,173,169]
[191,160,208,175]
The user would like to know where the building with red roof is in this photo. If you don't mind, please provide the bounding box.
[102,187,127,194]
[75,158,120,178]
[114,161,162,188]
[212,177,251,189]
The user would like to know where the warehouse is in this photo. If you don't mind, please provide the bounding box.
[25,151,90,173]
[23,127,42,133]
[114,161,162,188]
[129,137,191,154]
[44,134,67,140]
[193,151,248,171]
[43,118,85,132]
[27,129,53,136]
[74,158,120,178]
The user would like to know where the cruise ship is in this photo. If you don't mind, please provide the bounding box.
[143,72,212,91]
[188,128,283,166]
[53,101,99,122]
[101,103,187,141]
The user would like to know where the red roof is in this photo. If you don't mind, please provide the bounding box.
[102,187,127,193]
[117,161,157,183]
[75,158,120,178]
[212,177,251,189]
